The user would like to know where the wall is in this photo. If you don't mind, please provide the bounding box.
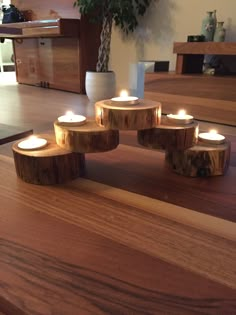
[110,0,236,93]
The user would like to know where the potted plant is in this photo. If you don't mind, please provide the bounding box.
[74,0,152,101]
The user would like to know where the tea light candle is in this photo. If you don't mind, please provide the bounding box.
[167,110,194,125]
[18,136,48,150]
[198,129,225,145]
[111,90,139,106]
[57,111,87,126]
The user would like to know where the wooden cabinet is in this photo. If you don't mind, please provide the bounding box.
[173,42,236,74]
[14,36,81,93]
[0,12,101,93]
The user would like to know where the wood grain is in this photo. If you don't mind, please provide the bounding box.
[95,99,161,130]
[8,0,101,94]
[1,154,236,288]
[0,85,235,314]
[166,140,231,177]
[174,42,236,55]
[54,119,119,153]
[137,119,198,151]
[0,154,236,315]
[144,72,236,126]
[12,134,85,184]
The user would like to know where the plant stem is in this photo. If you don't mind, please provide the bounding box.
[96,13,112,72]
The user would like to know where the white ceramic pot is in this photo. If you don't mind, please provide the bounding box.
[85,71,116,102]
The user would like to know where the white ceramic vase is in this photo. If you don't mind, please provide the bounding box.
[85,71,116,102]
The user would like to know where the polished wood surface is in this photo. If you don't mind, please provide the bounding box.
[0,123,32,145]
[5,0,101,93]
[174,42,236,74]
[174,42,236,55]
[0,19,80,38]
[144,72,236,126]
[14,37,82,93]
[0,83,235,314]
[0,151,236,314]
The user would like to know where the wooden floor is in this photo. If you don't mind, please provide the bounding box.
[144,72,236,126]
[0,82,236,315]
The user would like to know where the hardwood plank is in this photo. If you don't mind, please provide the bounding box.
[22,26,60,37]
[0,19,80,39]
[0,207,235,315]
[0,85,235,314]
[0,155,235,314]
[0,155,235,290]
[144,72,236,126]
[85,144,236,221]
[174,42,236,55]
[145,73,236,101]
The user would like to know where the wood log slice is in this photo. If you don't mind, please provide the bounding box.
[138,118,199,151]
[12,134,85,185]
[54,120,119,153]
[166,140,231,177]
[95,99,161,130]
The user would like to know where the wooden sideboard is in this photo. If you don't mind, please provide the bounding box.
[173,42,236,74]
[144,72,236,126]
[144,42,236,126]
[0,1,101,93]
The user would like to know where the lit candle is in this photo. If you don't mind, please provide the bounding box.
[18,136,48,150]
[111,90,139,106]
[198,129,225,145]
[167,110,194,125]
[57,111,87,126]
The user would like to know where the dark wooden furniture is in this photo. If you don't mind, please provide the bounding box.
[144,72,236,126]
[173,42,236,74]
[0,0,101,93]
[0,123,33,145]
[0,133,236,314]
[144,42,236,126]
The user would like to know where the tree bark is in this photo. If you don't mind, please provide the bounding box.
[96,14,112,72]
[165,141,231,177]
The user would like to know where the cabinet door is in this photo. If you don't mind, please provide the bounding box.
[39,37,81,93]
[13,37,81,93]
[13,38,41,86]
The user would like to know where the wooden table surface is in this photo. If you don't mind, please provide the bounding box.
[0,135,236,315]
[0,123,33,145]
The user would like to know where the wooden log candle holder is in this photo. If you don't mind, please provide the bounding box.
[138,118,199,151]
[54,120,119,153]
[95,99,161,130]
[165,140,231,177]
[12,134,85,185]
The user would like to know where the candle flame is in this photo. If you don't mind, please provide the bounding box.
[65,111,74,117]
[177,109,186,118]
[120,90,128,98]
[209,129,217,134]
[28,135,37,141]
[65,111,75,122]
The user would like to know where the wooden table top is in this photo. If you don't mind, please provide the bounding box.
[0,123,33,145]
[0,135,236,315]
